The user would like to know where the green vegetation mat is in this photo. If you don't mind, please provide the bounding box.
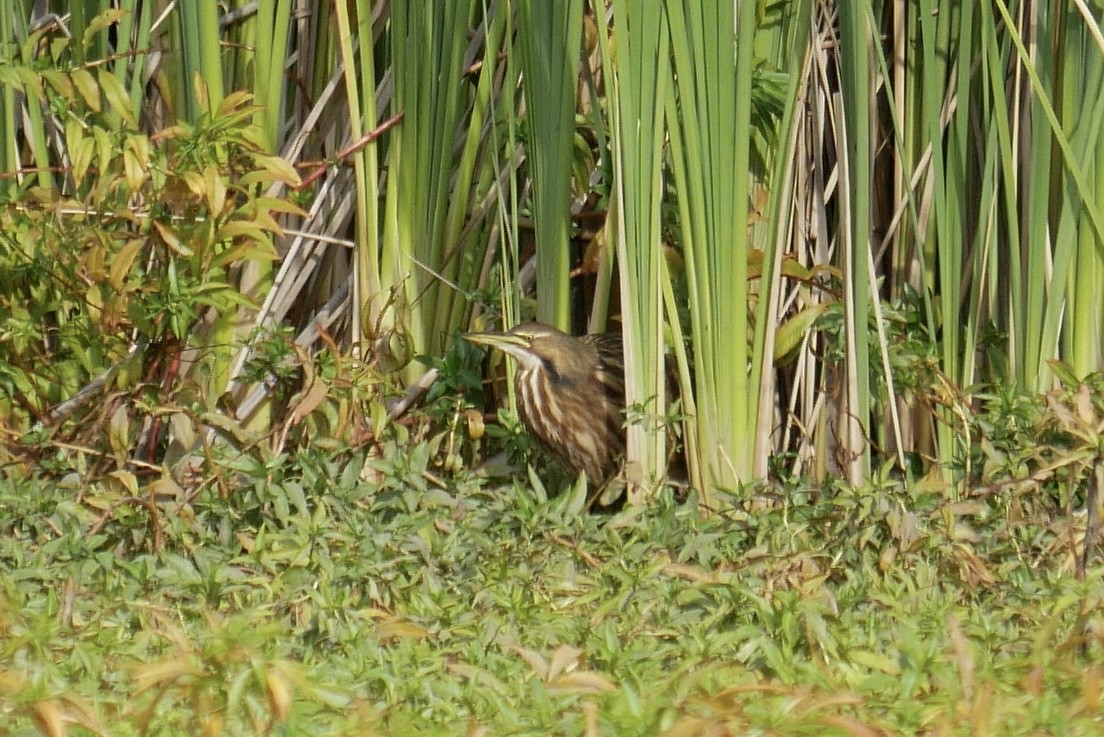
[2,448,1102,736]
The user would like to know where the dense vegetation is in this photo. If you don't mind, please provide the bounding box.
[2,1,1104,734]
[5,430,1104,735]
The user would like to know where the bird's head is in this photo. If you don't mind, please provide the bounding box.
[464,322,594,382]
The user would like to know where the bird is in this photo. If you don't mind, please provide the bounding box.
[464,321,625,489]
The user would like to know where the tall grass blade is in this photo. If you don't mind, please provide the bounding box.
[516,1,583,329]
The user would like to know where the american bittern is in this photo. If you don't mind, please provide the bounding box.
[465,322,625,487]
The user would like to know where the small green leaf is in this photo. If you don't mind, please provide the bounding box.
[108,404,130,461]
[98,68,136,126]
[212,238,279,267]
[774,303,828,363]
[69,128,94,183]
[84,9,130,46]
[70,68,101,112]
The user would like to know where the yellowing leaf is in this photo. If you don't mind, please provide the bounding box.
[548,671,618,694]
[168,412,196,450]
[152,221,191,257]
[84,9,129,43]
[180,170,206,197]
[204,164,227,214]
[253,196,310,217]
[465,408,485,439]
[253,154,301,186]
[200,411,262,446]
[211,238,279,266]
[214,220,267,242]
[288,378,330,426]
[376,620,432,640]
[123,148,146,193]
[132,658,204,692]
[153,124,190,141]
[147,476,184,501]
[126,134,150,170]
[108,470,139,496]
[1076,383,1095,426]
[30,700,65,737]
[265,668,293,722]
[513,646,549,680]
[109,238,145,290]
[251,209,284,234]
[66,120,93,182]
[108,404,130,460]
[71,68,101,111]
[93,126,113,180]
[847,649,901,675]
[39,69,72,100]
[217,90,254,117]
[547,645,583,681]
[663,562,718,583]
[191,72,209,112]
[86,282,103,323]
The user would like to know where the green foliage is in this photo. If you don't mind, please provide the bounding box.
[420,333,487,412]
[238,326,300,388]
[2,418,1104,735]
[0,17,302,465]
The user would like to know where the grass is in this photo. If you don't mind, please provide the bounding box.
[2,438,1103,736]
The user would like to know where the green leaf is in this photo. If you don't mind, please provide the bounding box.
[99,69,137,127]
[123,148,146,193]
[67,124,94,183]
[108,404,130,461]
[39,69,72,100]
[109,239,145,290]
[774,303,828,364]
[211,237,279,267]
[153,221,192,257]
[251,154,301,186]
[70,68,101,112]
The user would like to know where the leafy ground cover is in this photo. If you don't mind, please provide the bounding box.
[2,436,1103,736]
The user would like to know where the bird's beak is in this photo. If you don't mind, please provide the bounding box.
[463,330,537,366]
[464,330,523,348]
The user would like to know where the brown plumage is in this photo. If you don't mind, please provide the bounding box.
[465,322,625,486]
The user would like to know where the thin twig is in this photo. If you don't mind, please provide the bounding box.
[387,368,440,421]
